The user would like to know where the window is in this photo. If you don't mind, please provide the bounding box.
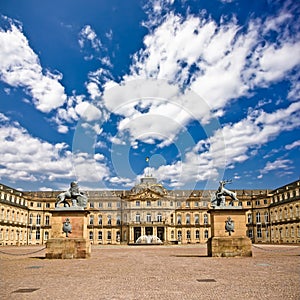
[157,213,162,222]
[36,215,41,225]
[147,200,151,207]
[248,229,253,238]
[186,230,191,239]
[264,212,269,223]
[247,214,252,224]
[290,206,293,218]
[29,214,33,225]
[157,200,162,207]
[170,201,173,206]
[37,202,41,208]
[98,215,102,225]
[117,202,121,208]
[90,202,94,208]
[107,231,111,240]
[195,214,199,224]
[36,230,40,240]
[171,230,174,239]
[45,215,50,226]
[186,214,190,225]
[116,216,121,225]
[256,212,261,223]
[46,203,50,208]
[195,201,199,207]
[136,213,140,223]
[89,215,94,225]
[98,231,102,240]
[195,230,200,239]
[204,214,208,225]
[177,215,181,225]
[44,231,49,240]
[89,231,93,240]
[247,201,251,206]
[291,227,294,237]
[176,201,181,207]
[185,201,190,207]
[98,202,103,208]
[146,213,151,222]
[255,200,260,206]
[107,215,112,225]
[107,202,112,208]
[136,201,140,207]
[204,230,209,239]
[177,230,182,241]
[264,199,268,204]
[257,228,262,238]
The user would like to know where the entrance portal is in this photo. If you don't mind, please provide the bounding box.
[134,227,141,242]
[145,227,153,236]
[157,227,164,242]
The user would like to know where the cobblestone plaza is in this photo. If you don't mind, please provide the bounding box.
[0,244,299,300]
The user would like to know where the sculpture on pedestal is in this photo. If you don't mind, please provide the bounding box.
[211,180,238,207]
[55,182,88,209]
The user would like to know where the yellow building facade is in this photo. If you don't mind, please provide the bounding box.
[1,178,299,246]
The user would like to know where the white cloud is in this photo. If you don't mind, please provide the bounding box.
[0,114,110,185]
[141,101,300,187]
[285,140,300,150]
[0,21,67,112]
[259,158,293,177]
[79,25,102,51]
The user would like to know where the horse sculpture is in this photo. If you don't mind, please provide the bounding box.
[55,181,88,209]
[211,180,238,207]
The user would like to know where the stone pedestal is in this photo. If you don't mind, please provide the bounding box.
[207,207,252,257]
[46,209,91,259]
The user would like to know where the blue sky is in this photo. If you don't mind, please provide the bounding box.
[0,0,299,191]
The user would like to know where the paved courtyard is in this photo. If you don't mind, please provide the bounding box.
[0,244,299,300]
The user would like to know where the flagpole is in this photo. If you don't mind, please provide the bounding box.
[145,157,150,177]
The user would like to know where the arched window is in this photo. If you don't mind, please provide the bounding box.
[195,214,199,224]
[203,214,208,225]
[177,230,182,241]
[98,215,102,225]
[186,214,190,225]
[187,230,191,239]
[107,215,112,225]
[89,215,94,225]
[177,215,181,225]
[98,231,102,240]
[195,230,200,239]
[36,214,41,225]
[116,216,121,225]
[204,230,209,239]
[89,231,93,240]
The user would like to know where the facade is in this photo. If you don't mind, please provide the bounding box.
[0,178,299,246]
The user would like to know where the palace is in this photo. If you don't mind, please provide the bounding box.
[0,177,299,246]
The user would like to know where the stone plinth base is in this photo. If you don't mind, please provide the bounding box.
[207,236,252,257]
[46,238,91,259]
[50,209,90,239]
